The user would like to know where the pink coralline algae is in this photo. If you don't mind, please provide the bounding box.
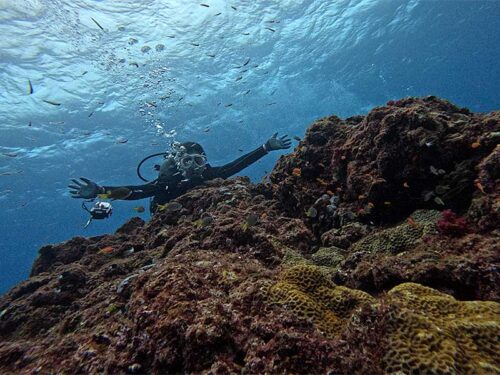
[437,209,468,236]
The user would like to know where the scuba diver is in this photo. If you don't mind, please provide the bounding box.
[68,133,291,214]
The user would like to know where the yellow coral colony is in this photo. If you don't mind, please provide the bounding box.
[268,265,500,374]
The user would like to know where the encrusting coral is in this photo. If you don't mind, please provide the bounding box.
[268,265,500,374]
[350,209,441,254]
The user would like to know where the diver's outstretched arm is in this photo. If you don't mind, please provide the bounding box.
[207,133,291,179]
[68,177,160,200]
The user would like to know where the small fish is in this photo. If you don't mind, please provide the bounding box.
[266,102,276,106]
[471,141,480,149]
[403,182,410,188]
[434,185,450,195]
[475,181,486,194]
[203,127,210,132]
[2,152,18,158]
[129,62,139,67]
[235,76,242,81]
[292,168,301,177]
[155,44,165,52]
[28,121,32,127]
[90,17,105,31]
[28,79,33,94]
[200,3,210,7]
[88,111,94,117]
[207,54,216,58]
[265,27,276,32]
[293,136,301,141]
[158,201,183,213]
[242,32,250,35]
[98,246,114,255]
[81,71,88,76]
[430,165,439,175]
[116,137,128,144]
[0,170,22,176]
[133,206,145,213]
[316,178,328,186]
[423,191,435,202]
[270,89,276,95]
[242,214,259,232]
[194,215,213,228]
[167,35,176,38]
[407,217,419,228]
[434,196,445,206]
[231,6,237,10]
[141,45,151,53]
[244,89,251,95]
[243,58,250,66]
[305,207,318,218]
[42,99,61,106]
[215,12,222,16]
[238,148,243,152]
[225,103,233,107]
[146,101,157,108]
[358,194,366,200]
[191,43,200,46]
[384,201,392,206]
[98,187,132,200]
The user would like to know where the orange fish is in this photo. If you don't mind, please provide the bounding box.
[471,142,480,149]
[292,168,301,177]
[316,178,328,185]
[260,212,268,220]
[98,246,114,254]
[475,181,485,194]
[407,217,419,228]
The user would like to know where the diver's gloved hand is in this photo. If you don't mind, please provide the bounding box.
[68,177,102,199]
[263,132,291,152]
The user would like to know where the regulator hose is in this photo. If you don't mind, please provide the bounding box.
[136,152,168,182]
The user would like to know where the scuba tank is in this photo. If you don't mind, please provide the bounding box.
[82,201,113,228]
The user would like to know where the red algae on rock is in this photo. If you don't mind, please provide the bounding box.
[0,96,498,374]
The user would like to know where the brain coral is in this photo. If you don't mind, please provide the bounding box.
[268,265,500,374]
[350,209,441,254]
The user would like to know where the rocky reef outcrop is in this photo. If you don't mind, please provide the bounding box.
[0,96,498,374]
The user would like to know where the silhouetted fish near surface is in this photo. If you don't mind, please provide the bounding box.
[215,12,221,16]
[293,136,301,141]
[28,79,33,94]
[2,152,18,158]
[235,76,242,81]
[225,103,233,107]
[191,43,200,46]
[116,137,128,144]
[244,89,251,95]
[207,54,216,57]
[90,17,105,31]
[167,35,176,38]
[242,32,250,35]
[243,58,250,66]
[265,27,276,32]
[42,99,61,106]
[81,71,88,76]
[200,3,209,7]
[88,111,94,117]
[231,6,237,10]
[28,121,32,127]
[129,62,139,67]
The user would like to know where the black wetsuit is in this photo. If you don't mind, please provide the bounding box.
[102,145,268,213]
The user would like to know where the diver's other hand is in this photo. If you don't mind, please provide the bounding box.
[68,177,102,199]
[264,132,291,152]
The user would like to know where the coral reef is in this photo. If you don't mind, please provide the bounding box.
[0,96,498,374]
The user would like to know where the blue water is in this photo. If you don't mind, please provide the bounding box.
[0,0,499,295]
